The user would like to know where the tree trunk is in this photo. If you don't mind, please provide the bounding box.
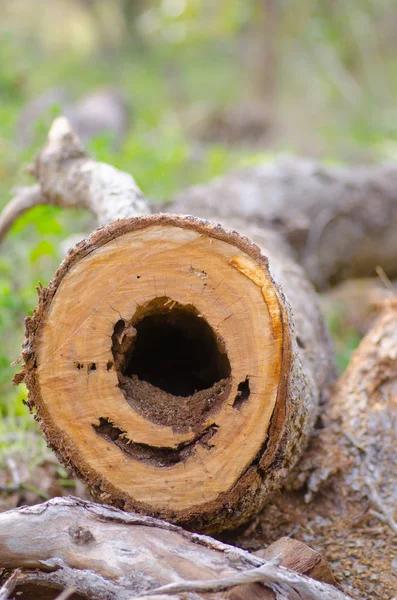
[15,210,335,532]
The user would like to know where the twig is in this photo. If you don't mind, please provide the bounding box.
[0,185,43,243]
[364,476,397,536]
[375,265,395,295]
[54,587,77,600]
[138,559,351,599]
[140,560,279,596]
[0,570,23,600]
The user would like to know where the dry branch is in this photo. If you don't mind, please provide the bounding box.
[3,118,397,293]
[0,185,43,242]
[0,496,350,600]
[0,117,148,243]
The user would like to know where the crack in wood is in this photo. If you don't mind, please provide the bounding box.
[92,417,219,467]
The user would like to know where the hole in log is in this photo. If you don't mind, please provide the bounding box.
[106,360,113,371]
[233,377,250,409]
[74,361,84,370]
[111,297,232,432]
[87,362,96,372]
[126,300,230,396]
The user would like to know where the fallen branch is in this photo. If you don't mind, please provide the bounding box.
[0,496,350,600]
[2,119,397,291]
[170,157,397,289]
[0,117,149,244]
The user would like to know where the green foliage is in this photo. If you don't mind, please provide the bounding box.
[327,312,361,374]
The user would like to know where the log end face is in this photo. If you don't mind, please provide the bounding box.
[19,215,305,532]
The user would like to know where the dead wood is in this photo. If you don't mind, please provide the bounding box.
[169,157,397,289]
[1,119,396,598]
[3,118,397,294]
[13,211,335,532]
[0,117,148,243]
[6,118,335,532]
[0,496,350,600]
[225,304,397,599]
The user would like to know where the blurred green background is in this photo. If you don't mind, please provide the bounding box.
[0,0,393,470]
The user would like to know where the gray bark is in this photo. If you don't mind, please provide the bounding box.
[0,496,351,600]
[169,157,397,289]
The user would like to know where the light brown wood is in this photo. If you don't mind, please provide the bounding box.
[36,221,283,511]
[256,537,336,586]
[16,213,335,532]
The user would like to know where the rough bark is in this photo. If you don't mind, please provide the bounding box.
[14,211,335,533]
[169,157,397,289]
[0,496,350,600]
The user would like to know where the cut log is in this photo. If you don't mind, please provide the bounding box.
[7,115,335,534]
[15,213,335,532]
[0,496,350,600]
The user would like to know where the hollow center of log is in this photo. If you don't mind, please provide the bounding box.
[127,302,229,395]
[111,297,231,431]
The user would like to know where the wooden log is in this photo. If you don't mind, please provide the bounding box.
[3,119,334,532]
[0,496,350,600]
[15,211,335,532]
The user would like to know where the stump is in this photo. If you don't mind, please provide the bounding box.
[17,214,335,532]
